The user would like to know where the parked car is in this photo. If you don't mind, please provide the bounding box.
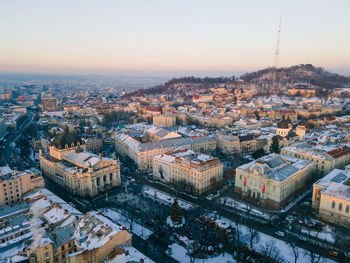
[328,250,338,258]
[298,235,307,241]
[275,231,285,237]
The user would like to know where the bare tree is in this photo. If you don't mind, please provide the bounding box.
[303,225,323,263]
[187,240,201,263]
[261,240,284,262]
[288,241,300,263]
[246,205,260,249]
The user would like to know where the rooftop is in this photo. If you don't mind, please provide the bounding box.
[315,169,350,201]
[238,154,312,182]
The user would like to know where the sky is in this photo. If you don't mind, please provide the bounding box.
[0,0,349,77]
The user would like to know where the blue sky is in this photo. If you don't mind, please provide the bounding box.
[0,0,349,76]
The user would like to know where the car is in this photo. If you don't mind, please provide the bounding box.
[328,251,338,258]
[275,231,285,237]
[298,236,307,241]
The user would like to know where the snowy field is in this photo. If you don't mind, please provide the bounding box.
[101,208,153,240]
[143,186,195,210]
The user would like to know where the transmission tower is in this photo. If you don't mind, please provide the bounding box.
[274,17,282,68]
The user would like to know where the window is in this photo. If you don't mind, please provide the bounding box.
[339,203,343,211]
[346,205,349,213]
[45,252,49,258]
[332,201,335,209]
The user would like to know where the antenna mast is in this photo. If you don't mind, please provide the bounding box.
[274,17,282,68]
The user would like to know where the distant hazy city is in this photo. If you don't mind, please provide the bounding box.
[0,64,349,263]
[1,1,350,263]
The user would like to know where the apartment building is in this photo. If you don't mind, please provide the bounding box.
[216,133,240,154]
[312,168,350,228]
[115,132,216,170]
[0,166,44,206]
[153,149,223,194]
[153,114,176,127]
[281,143,350,177]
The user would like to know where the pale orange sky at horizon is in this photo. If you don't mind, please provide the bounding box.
[1,0,350,76]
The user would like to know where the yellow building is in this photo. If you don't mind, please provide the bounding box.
[235,154,312,208]
[28,226,78,263]
[0,167,44,206]
[312,168,350,228]
[288,88,316,97]
[27,212,132,263]
[153,114,176,127]
[281,144,350,177]
[216,133,240,155]
[39,135,120,198]
[115,132,216,170]
[153,149,223,194]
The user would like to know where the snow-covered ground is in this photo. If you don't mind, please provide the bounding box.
[221,197,271,219]
[101,208,153,240]
[168,243,237,263]
[205,215,336,263]
[107,246,154,263]
[301,224,335,243]
[143,186,195,210]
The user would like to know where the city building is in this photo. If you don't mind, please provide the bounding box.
[153,149,223,194]
[276,115,292,138]
[153,114,176,127]
[84,137,103,152]
[39,134,121,198]
[0,167,44,206]
[42,97,58,112]
[312,167,350,228]
[235,154,312,208]
[115,132,216,170]
[281,143,350,177]
[216,133,240,155]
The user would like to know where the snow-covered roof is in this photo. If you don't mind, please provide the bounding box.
[315,169,350,201]
[238,154,312,182]
[73,211,126,251]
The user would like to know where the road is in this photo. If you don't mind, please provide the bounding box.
[0,112,35,170]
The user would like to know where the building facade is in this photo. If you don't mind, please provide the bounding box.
[235,154,312,208]
[216,133,240,155]
[39,144,121,198]
[0,167,44,206]
[153,114,176,127]
[42,97,58,112]
[312,168,350,228]
[153,149,223,194]
[115,132,216,170]
[281,143,350,177]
